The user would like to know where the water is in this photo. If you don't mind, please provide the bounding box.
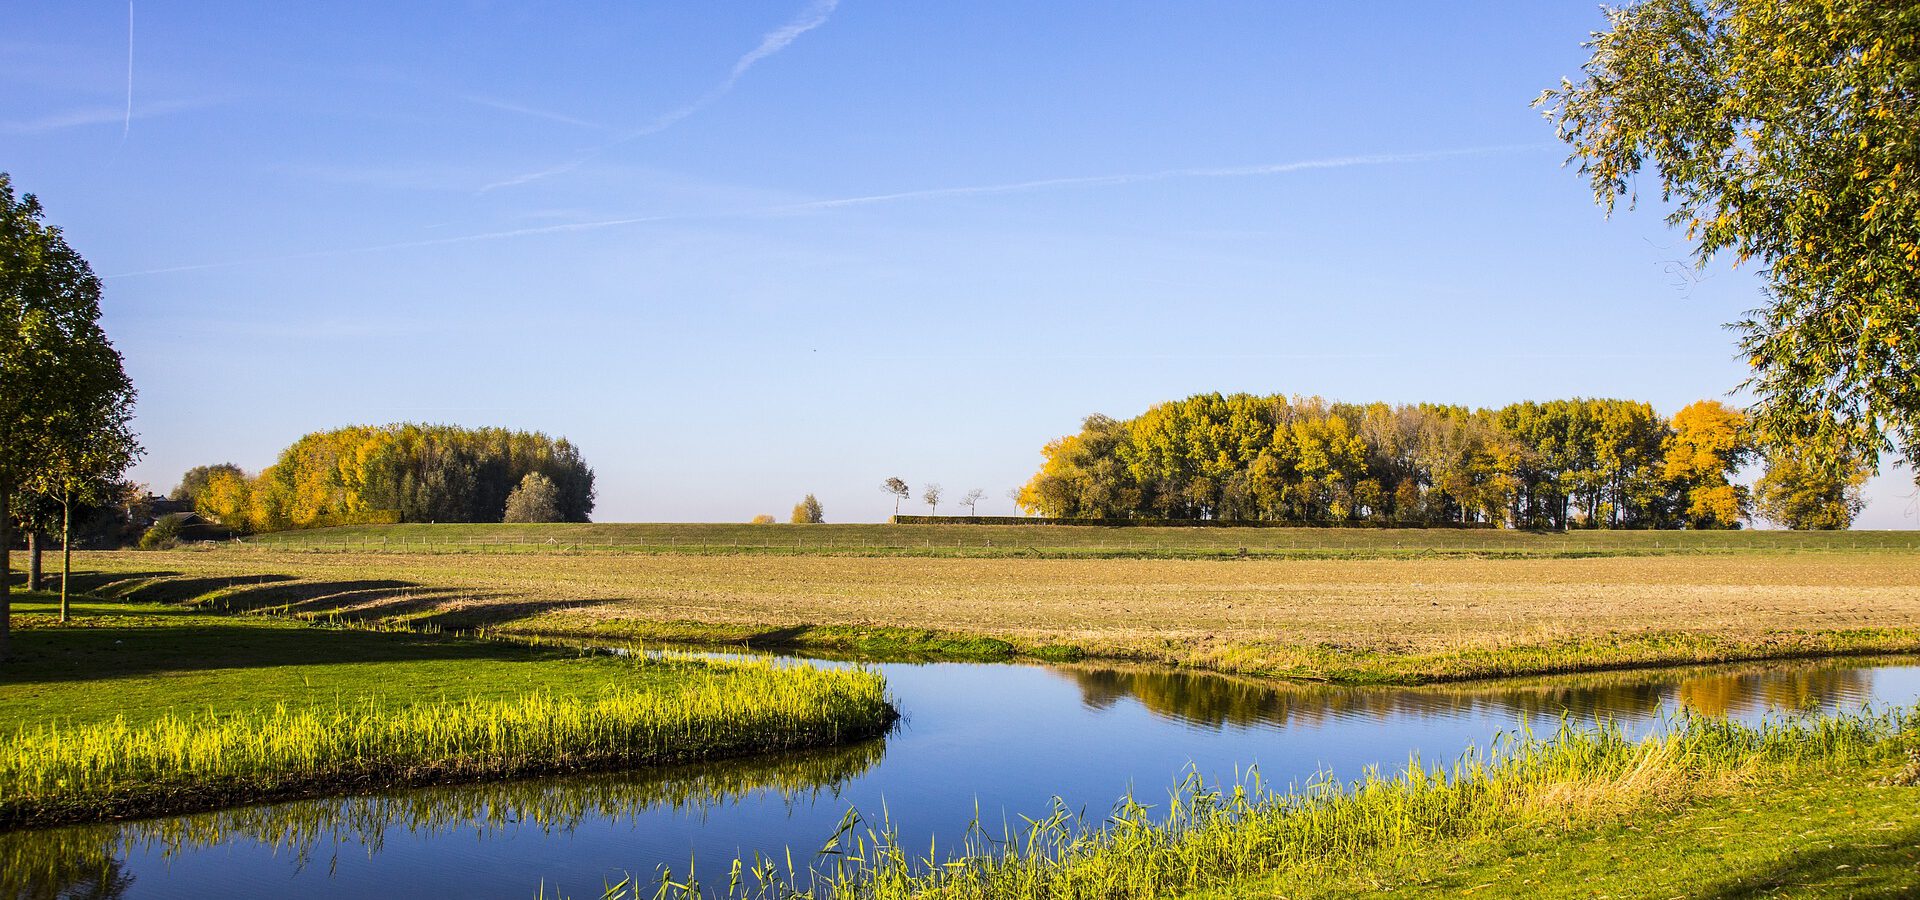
[7,656,1918,898]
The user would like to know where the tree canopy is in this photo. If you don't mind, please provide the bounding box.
[1,173,141,656]
[189,424,593,531]
[1539,0,1919,482]
[502,472,562,523]
[1018,394,1757,529]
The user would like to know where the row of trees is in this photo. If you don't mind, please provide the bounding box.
[880,478,991,516]
[1016,394,1869,529]
[176,424,594,532]
[2,174,143,654]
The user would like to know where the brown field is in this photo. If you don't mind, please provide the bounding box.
[65,548,1920,683]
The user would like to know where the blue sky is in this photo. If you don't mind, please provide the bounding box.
[5,2,1913,526]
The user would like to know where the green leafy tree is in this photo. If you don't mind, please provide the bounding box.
[502,472,562,523]
[790,493,825,524]
[1,173,140,655]
[1539,0,1920,487]
[1755,441,1873,529]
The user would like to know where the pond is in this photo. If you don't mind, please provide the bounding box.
[6,655,1917,898]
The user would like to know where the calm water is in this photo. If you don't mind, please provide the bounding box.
[7,656,1918,898]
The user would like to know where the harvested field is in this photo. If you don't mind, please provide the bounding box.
[68,545,1920,683]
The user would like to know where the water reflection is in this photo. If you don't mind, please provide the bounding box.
[0,738,885,900]
[1059,658,1884,730]
[1,656,1911,900]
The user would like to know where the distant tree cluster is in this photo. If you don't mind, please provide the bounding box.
[185,424,594,532]
[791,493,825,524]
[1017,394,1857,529]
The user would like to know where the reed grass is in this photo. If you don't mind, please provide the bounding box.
[0,656,893,827]
[603,705,1917,899]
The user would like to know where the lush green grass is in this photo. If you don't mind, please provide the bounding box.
[0,593,684,725]
[240,521,1920,559]
[0,593,895,826]
[675,707,1918,900]
[1293,758,1920,898]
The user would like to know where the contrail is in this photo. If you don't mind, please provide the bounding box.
[119,1,134,146]
[479,0,839,193]
[108,143,1545,278]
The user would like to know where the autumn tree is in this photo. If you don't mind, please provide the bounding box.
[749,513,776,525]
[1754,439,1873,529]
[171,463,243,505]
[1,173,141,656]
[502,472,561,523]
[880,477,910,516]
[790,493,825,524]
[921,483,942,515]
[1540,0,1920,492]
[959,488,987,516]
[1664,400,1753,528]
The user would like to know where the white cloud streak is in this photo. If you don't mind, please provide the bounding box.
[1,96,215,135]
[119,1,134,145]
[460,95,604,130]
[107,143,1545,278]
[477,0,839,193]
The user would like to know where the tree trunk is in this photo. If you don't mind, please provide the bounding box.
[59,494,72,624]
[1,480,11,661]
[27,532,42,591]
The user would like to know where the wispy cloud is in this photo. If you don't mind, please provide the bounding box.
[0,96,216,135]
[119,1,134,145]
[478,0,839,193]
[108,144,1546,278]
[459,94,605,130]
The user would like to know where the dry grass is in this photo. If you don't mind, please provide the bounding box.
[69,548,1920,682]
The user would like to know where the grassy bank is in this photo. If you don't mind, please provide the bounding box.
[0,594,894,827]
[64,547,1920,684]
[683,707,1918,900]
[239,521,1920,559]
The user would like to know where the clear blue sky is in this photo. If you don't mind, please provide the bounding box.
[5,2,1913,526]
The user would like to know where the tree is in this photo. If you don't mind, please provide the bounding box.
[959,488,987,516]
[921,483,942,515]
[1663,400,1753,528]
[25,378,140,622]
[171,463,243,504]
[791,493,825,524]
[1755,440,1873,529]
[1539,0,1920,488]
[2,173,140,657]
[502,472,561,523]
[749,513,776,525]
[880,477,910,516]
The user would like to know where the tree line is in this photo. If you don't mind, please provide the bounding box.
[178,424,594,532]
[1016,394,1868,529]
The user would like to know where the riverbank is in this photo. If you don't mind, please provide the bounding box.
[0,594,894,827]
[731,706,1919,900]
[65,547,1920,684]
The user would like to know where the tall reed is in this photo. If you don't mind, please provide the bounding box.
[0,658,893,827]
[661,706,1916,900]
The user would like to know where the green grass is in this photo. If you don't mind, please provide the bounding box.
[1301,757,1920,898]
[239,521,1920,559]
[0,593,895,827]
[667,707,1918,900]
[0,593,685,725]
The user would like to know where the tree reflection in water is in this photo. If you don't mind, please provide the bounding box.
[1060,658,1883,730]
[0,737,886,899]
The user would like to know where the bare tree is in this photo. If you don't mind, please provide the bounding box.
[960,488,986,516]
[881,477,910,516]
[1005,487,1024,515]
[921,483,943,515]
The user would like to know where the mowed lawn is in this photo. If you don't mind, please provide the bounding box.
[66,542,1920,683]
